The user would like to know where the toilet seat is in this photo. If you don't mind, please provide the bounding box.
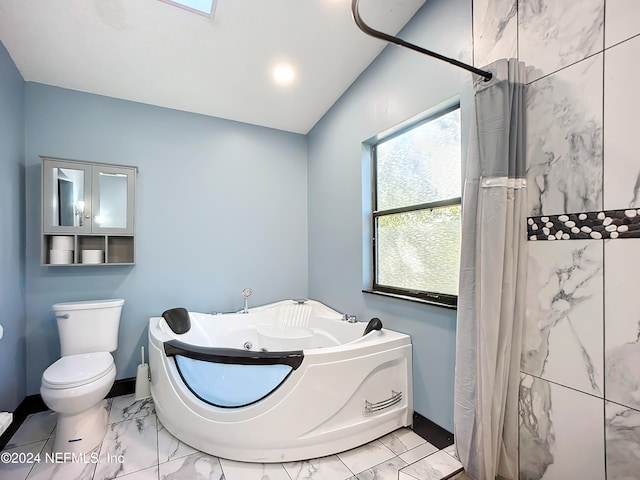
[42,352,114,389]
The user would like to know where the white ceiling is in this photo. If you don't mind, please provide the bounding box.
[0,0,427,134]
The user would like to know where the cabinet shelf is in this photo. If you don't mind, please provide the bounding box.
[42,234,135,266]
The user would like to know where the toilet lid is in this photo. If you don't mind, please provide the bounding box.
[42,352,114,389]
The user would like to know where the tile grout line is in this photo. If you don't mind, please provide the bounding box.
[155,414,160,480]
[601,231,608,480]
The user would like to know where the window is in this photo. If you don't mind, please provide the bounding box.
[369,105,461,308]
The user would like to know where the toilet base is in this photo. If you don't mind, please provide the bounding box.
[52,402,109,454]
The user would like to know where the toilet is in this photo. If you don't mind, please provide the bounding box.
[40,298,124,454]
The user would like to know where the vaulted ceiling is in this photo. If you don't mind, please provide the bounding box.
[0,0,426,133]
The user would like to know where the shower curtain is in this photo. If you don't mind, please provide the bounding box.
[454,58,527,480]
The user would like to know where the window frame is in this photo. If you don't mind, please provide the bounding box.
[368,104,461,309]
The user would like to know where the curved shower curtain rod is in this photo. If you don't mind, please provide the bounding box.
[351,0,493,81]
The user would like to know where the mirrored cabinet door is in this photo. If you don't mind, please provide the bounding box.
[42,159,92,234]
[91,165,135,234]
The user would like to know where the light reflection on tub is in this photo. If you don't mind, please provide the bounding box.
[148,299,413,463]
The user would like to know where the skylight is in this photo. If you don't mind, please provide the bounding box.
[159,0,217,17]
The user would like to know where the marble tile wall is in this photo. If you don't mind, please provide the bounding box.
[472,0,517,68]
[603,34,640,210]
[473,0,640,478]
[525,53,603,217]
[522,240,603,397]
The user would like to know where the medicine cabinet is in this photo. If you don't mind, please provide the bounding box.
[41,156,137,266]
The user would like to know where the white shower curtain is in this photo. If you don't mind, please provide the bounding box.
[454,58,527,480]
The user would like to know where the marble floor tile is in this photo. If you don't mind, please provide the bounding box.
[442,443,458,460]
[94,414,158,480]
[108,394,155,424]
[157,422,197,465]
[5,411,57,449]
[398,450,462,480]
[117,465,158,480]
[336,439,395,475]
[398,442,439,465]
[220,457,291,480]
[448,472,474,480]
[352,456,407,480]
[2,393,462,480]
[158,452,224,479]
[378,427,426,455]
[283,454,353,480]
[0,440,46,480]
[25,437,99,480]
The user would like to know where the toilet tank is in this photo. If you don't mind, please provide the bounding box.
[52,299,124,356]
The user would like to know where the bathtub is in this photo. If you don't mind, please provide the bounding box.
[148,299,413,463]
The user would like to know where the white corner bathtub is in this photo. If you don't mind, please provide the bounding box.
[148,299,413,463]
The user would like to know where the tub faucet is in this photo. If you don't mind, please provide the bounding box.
[242,288,253,313]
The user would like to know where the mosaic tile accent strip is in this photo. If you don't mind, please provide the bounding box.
[527,208,640,240]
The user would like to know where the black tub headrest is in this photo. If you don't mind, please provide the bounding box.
[363,317,383,336]
[162,308,191,334]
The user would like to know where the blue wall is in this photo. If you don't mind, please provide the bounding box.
[24,84,308,394]
[8,0,471,431]
[0,41,26,411]
[307,0,472,431]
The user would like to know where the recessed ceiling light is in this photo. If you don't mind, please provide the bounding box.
[273,64,296,86]
[159,0,217,17]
